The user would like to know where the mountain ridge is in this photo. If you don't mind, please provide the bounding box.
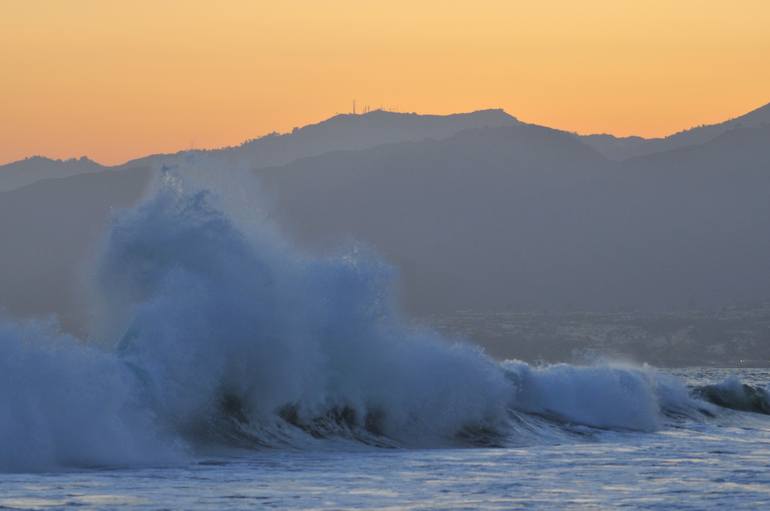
[2,102,768,191]
[0,155,105,192]
[581,101,770,160]
[0,108,521,192]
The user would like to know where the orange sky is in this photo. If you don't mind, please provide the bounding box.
[1,0,769,166]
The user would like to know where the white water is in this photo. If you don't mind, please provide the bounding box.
[3,366,770,510]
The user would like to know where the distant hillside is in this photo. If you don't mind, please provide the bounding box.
[139,108,521,171]
[260,124,770,314]
[4,102,767,190]
[0,109,520,192]
[581,101,770,160]
[228,108,521,168]
[0,156,104,192]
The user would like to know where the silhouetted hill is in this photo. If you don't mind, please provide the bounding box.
[205,108,522,169]
[260,125,770,314]
[582,101,770,160]
[0,156,104,192]
[1,109,520,191]
[4,103,767,191]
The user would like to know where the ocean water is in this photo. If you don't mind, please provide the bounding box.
[3,172,770,509]
[3,367,770,510]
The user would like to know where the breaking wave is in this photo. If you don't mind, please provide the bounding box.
[694,377,770,415]
[0,170,765,472]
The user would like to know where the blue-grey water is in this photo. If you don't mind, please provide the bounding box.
[3,367,770,510]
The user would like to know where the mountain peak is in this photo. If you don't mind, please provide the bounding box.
[232,108,522,168]
[303,108,518,131]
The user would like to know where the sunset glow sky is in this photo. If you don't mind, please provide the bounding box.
[2,0,769,165]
